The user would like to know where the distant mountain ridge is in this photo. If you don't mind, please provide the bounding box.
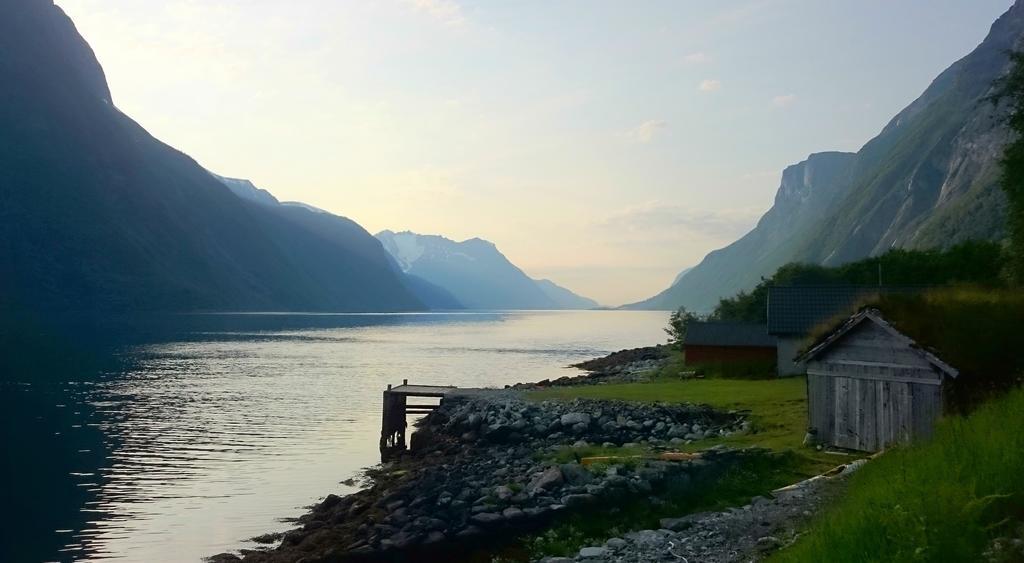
[628,0,1023,312]
[0,0,424,314]
[210,175,464,310]
[376,230,598,310]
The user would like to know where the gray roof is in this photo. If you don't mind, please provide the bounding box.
[799,309,958,377]
[686,322,776,348]
[767,285,924,336]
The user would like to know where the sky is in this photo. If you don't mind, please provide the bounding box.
[57,0,1014,306]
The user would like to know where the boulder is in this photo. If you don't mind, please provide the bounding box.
[469,512,504,527]
[528,466,564,493]
[605,537,628,550]
[560,412,591,426]
[560,463,594,486]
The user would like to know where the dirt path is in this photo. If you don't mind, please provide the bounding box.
[540,460,865,563]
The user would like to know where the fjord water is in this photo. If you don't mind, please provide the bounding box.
[1,310,667,562]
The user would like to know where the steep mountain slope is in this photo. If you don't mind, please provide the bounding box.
[0,0,423,314]
[376,231,597,309]
[212,174,464,310]
[629,1,1022,312]
[534,279,599,309]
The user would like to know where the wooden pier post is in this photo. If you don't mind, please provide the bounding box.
[379,382,458,458]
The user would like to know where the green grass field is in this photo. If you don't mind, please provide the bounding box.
[772,387,1024,563]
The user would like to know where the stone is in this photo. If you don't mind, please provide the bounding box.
[605,537,628,550]
[660,516,694,531]
[423,530,446,545]
[560,412,591,426]
[578,546,607,558]
[667,425,687,438]
[469,512,504,526]
[757,536,783,551]
[560,463,594,486]
[319,494,342,510]
[502,507,525,520]
[454,525,482,538]
[528,466,564,492]
[561,493,596,508]
[493,485,514,500]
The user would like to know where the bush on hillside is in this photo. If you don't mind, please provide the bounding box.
[711,241,1006,323]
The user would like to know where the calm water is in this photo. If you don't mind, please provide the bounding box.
[0,310,667,563]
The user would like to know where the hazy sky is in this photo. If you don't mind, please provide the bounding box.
[57,0,1012,306]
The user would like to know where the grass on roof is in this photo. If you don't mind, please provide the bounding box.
[805,288,1024,411]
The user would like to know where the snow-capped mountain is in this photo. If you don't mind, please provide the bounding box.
[376,230,599,310]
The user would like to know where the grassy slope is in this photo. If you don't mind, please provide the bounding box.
[773,388,1024,563]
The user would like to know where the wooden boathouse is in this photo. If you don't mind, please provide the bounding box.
[800,309,959,452]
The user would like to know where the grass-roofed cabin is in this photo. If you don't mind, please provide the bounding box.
[800,290,1024,453]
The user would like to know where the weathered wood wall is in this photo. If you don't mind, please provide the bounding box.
[807,321,945,452]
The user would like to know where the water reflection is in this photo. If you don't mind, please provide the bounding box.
[1,310,667,562]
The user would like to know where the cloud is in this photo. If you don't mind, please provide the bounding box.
[598,201,762,241]
[683,52,710,65]
[772,93,797,107]
[405,0,465,26]
[698,79,722,92]
[626,120,667,144]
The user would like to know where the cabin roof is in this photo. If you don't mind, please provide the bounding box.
[686,322,776,348]
[800,309,959,378]
[767,285,924,336]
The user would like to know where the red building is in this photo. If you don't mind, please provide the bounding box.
[684,322,777,364]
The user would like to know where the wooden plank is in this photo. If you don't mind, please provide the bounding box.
[878,380,891,449]
[896,382,912,444]
[834,377,857,449]
[855,378,873,451]
[911,383,942,441]
[825,375,836,444]
[807,367,941,386]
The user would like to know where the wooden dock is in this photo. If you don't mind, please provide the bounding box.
[380,380,458,456]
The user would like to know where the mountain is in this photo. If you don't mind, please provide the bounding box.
[211,174,464,310]
[671,266,694,286]
[0,0,424,315]
[376,231,598,309]
[628,1,1022,312]
[533,279,600,309]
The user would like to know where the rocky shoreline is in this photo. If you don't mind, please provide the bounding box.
[213,390,752,563]
[210,348,840,563]
[513,346,672,389]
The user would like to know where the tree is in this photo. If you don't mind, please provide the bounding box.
[992,50,1024,283]
[665,306,700,348]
